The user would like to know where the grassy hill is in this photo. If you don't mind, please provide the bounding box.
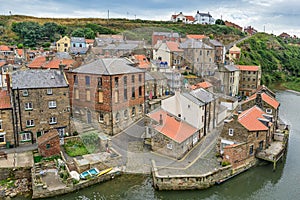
[237,33,300,91]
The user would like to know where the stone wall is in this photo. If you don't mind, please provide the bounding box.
[0,167,31,180]
[0,108,14,148]
[152,160,232,190]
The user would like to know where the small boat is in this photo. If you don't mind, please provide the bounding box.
[97,167,113,177]
[80,168,100,179]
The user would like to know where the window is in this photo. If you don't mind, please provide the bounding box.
[116,112,120,122]
[85,76,90,86]
[207,50,209,56]
[138,86,142,97]
[256,132,259,138]
[115,77,119,88]
[46,144,51,149]
[266,108,272,114]
[75,89,79,99]
[115,91,119,103]
[47,88,53,95]
[21,132,31,141]
[132,107,136,117]
[139,74,142,83]
[74,75,78,85]
[86,90,91,101]
[23,90,28,96]
[57,128,65,137]
[229,129,234,136]
[49,117,57,125]
[167,143,173,149]
[123,76,127,86]
[132,87,135,99]
[0,120,2,130]
[99,112,104,123]
[249,145,254,155]
[25,102,33,110]
[0,133,5,143]
[200,50,202,56]
[26,119,34,127]
[124,88,128,101]
[97,77,102,88]
[139,105,143,113]
[98,91,103,103]
[124,110,128,119]
[131,75,135,83]
[48,101,57,108]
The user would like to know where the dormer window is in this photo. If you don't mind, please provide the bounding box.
[229,128,234,136]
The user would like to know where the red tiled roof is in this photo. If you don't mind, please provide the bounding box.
[238,106,268,131]
[149,109,198,143]
[134,54,150,69]
[191,81,212,90]
[17,49,23,57]
[0,61,6,67]
[0,90,11,109]
[186,16,195,21]
[243,92,279,109]
[0,45,10,51]
[28,56,46,68]
[237,65,259,71]
[44,58,75,69]
[38,129,59,145]
[186,34,208,40]
[85,39,94,44]
[166,41,183,52]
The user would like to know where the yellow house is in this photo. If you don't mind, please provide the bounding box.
[56,36,70,52]
[228,44,241,62]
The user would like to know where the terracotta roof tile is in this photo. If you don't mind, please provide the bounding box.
[85,39,94,44]
[186,34,208,40]
[0,61,6,67]
[166,41,183,52]
[0,90,11,109]
[149,109,198,143]
[237,65,259,71]
[44,58,75,69]
[17,49,23,57]
[134,54,150,69]
[238,106,268,131]
[0,45,10,51]
[28,56,46,68]
[243,93,279,109]
[191,81,212,90]
[186,16,195,21]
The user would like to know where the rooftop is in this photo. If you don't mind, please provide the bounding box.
[190,88,214,103]
[238,106,269,131]
[237,65,260,71]
[149,109,198,143]
[12,69,68,89]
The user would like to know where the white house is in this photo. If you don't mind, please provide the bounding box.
[171,12,195,24]
[194,11,215,25]
[161,91,206,137]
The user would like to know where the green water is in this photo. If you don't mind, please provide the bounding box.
[46,91,300,200]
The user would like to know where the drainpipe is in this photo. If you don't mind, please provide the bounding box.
[204,103,207,136]
[110,76,113,136]
[11,89,18,147]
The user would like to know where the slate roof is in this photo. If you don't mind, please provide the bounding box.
[149,71,166,80]
[0,90,11,109]
[180,39,213,49]
[182,92,204,106]
[70,47,89,54]
[149,109,198,143]
[190,88,214,103]
[209,39,223,46]
[224,65,239,72]
[145,72,155,81]
[152,32,180,38]
[71,37,86,43]
[103,43,138,50]
[71,58,144,75]
[12,69,68,89]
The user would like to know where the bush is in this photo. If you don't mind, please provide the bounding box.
[221,161,231,167]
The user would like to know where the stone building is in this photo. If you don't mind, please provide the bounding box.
[0,90,14,148]
[151,32,180,46]
[180,39,216,76]
[37,129,61,157]
[67,58,145,136]
[148,109,199,159]
[219,106,274,169]
[203,38,225,64]
[237,65,261,97]
[227,44,241,63]
[56,36,70,53]
[11,69,70,146]
[218,64,240,97]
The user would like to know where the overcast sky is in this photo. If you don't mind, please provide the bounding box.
[2,0,300,36]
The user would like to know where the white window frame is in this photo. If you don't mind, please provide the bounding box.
[48,101,57,108]
[21,132,31,141]
[229,128,234,136]
[57,128,65,137]
[266,108,272,114]
[167,143,173,150]
[49,116,57,125]
[26,119,34,127]
[25,102,33,110]
[0,132,5,143]
[47,88,53,95]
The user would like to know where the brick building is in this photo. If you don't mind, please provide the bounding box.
[219,106,274,169]
[11,69,70,146]
[67,58,145,136]
[37,129,61,157]
[152,32,180,46]
[237,65,261,96]
[0,90,14,148]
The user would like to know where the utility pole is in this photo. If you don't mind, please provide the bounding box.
[107,10,109,24]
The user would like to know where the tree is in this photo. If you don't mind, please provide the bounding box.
[215,19,225,25]
[71,28,95,39]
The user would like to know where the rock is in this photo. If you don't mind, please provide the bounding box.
[9,192,17,198]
